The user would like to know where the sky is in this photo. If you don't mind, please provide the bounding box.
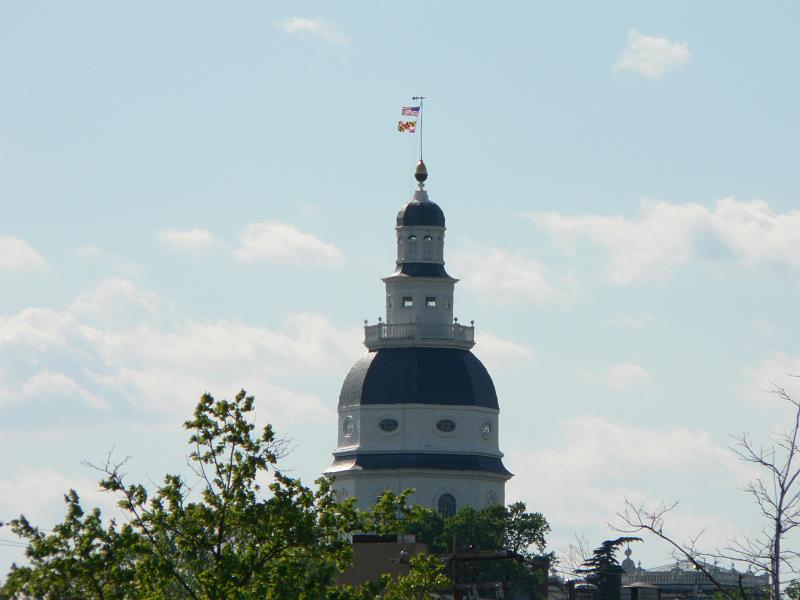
[2,0,800,578]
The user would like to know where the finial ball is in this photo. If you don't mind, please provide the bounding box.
[415,160,428,183]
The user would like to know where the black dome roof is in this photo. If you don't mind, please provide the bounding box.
[339,348,498,409]
[396,200,445,227]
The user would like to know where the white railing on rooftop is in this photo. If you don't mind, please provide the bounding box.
[363,322,475,349]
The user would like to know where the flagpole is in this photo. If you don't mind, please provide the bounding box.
[413,95,425,160]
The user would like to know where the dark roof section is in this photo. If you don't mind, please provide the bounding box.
[339,348,498,409]
[397,200,445,227]
[390,262,452,278]
[327,452,512,477]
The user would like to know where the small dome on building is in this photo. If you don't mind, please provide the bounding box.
[396,199,445,227]
[622,546,636,574]
[338,348,498,409]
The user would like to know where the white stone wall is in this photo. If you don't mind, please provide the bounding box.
[331,403,507,513]
[335,404,501,458]
[383,279,455,325]
[331,469,506,512]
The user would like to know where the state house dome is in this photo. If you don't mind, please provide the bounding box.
[326,156,510,514]
[338,347,499,409]
[396,199,446,227]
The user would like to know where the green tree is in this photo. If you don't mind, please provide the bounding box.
[379,553,450,600]
[1,490,139,599]
[785,579,800,600]
[1,390,361,600]
[577,537,641,600]
[390,501,550,599]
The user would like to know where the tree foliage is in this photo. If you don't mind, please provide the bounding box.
[577,537,641,600]
[386,501,551,599]
[577,537,641,576]
[1,490,139,599]
[1,390,552,599]
[379,554,450,600]
[395,501,550,558]
[1,391,361,599]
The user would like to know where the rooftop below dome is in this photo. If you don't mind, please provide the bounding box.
[339,347,498,409]
[364,321,474,350]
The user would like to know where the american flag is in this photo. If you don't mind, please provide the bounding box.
[401,106,420,117]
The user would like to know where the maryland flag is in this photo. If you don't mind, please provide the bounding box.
[397,120,417,133]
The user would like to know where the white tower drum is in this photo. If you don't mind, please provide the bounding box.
[325,161,511,517]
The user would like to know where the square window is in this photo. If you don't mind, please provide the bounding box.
[425,296,436,308]
[402,296,413,308]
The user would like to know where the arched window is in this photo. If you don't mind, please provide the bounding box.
[437,493,457,518]
[422,234,433,258]
[407,234,417,257]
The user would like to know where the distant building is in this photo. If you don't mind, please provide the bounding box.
[324,160,512,514]
[620,547,769,600]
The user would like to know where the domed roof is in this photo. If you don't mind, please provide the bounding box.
[396,200,445,227]
[339,348,498,409]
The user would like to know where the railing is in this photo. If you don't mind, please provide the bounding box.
[363,322,475,349]
[622,571,770,587]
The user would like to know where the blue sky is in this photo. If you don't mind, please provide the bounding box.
[2,1,800,576]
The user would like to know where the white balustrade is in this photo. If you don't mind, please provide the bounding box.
[363,322,475,350]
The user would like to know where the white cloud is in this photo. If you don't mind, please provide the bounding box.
[473,332,535,372]
[73,245,141,275]
[70,278,167,326]
[0,468,116,526]
[614,30,691,79]
[743,353,800,406]
[0,236,47,271]
[0,279,362,424]
[157,228,217,255]
[506,416,751,551]
[584,362,651,390]
[525,200,704,284]
[235,221,345,268]
[452,247,564,306]
[278,17,348,46]
[20,370,109,410]
[524,198,800,284]
[710,198,800,267]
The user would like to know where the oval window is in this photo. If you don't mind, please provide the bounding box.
[436,418,456,433]
[481,421,492,439]
[379,418,399,432]
[342,416,355,438]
